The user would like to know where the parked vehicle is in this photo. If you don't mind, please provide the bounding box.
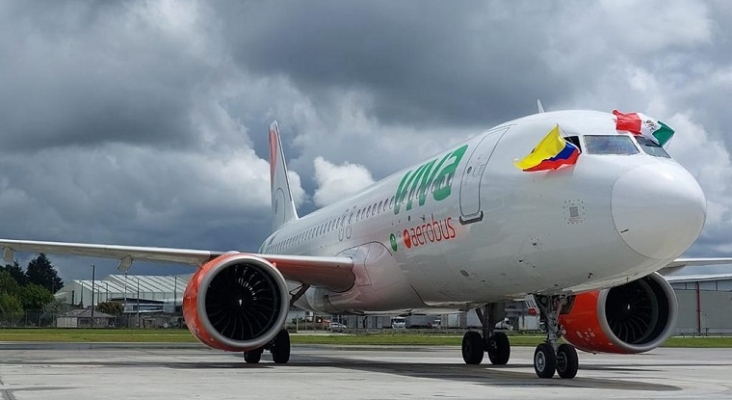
[391,316,406,330]
[329,322,347,332]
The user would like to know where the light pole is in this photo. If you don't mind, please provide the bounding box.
[90,264,95,328]
[173,275,177,313]
[137,277,141,329]
[123,272,128,328]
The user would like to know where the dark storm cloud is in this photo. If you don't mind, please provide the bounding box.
[220,1,571,128]
[0,1,212,151]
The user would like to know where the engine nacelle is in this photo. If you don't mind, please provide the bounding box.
[559,272,678,354]
[182,253,290,351]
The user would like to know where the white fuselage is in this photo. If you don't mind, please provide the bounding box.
[261,111,706,315]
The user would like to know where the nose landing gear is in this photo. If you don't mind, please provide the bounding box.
[531,294,578,379]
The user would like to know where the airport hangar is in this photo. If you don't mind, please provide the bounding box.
[54,271,732,334]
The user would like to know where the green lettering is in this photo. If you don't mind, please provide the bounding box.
[394,170,413,215]
[393,144,469,214]
[405,163,429,211]
[414,160,437,207]
[420,154,450,205]
[432,145,468,201]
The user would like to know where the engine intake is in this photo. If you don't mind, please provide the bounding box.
[183,253,290,351]
[559,273,678,354]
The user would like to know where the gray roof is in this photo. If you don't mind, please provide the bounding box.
[65,273,192,295]
[665,273,732,283]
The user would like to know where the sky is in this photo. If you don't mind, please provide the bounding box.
[0,0,731,282]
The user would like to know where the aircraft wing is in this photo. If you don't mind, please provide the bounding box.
[660,257,732,275]
[0,239,354,291]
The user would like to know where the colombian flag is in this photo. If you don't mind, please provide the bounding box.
[514,125,580,172]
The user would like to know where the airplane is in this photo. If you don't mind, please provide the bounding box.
[1,108,731,379]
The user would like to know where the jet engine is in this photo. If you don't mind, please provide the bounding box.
[182,253,290,351]
[559,273,678,354]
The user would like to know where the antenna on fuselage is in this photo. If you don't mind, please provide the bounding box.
[537,99,545,113]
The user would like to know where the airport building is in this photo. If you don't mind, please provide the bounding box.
[55,274,191,314]
[55,272,732,334]
[666,273,732,335]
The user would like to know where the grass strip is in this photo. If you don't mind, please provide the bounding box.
[0,329,730,348]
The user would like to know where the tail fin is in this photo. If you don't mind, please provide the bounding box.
[269,121,299,230]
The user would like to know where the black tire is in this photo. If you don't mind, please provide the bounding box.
[556,343,578,379]
[243,348,263,364]
[486,331,510,365]
[461,331,484,365]
[533,343,556,379]
[270,329,291,364]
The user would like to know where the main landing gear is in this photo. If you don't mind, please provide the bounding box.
[461,303,511,367]
[532,295,578,379]
[243,329,291,364]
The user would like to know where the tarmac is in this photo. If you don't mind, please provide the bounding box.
[0,343,731,399]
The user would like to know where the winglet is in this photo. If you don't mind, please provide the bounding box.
[269,122,299,231]
[537,99,545,113]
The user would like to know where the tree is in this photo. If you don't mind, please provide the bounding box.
[18,284,53,311]
[0,293,23,322]
[96,301,123,316]
[1,262,27,286]
[42,298,70,321]
[0,270,20,296]
[25,254,63,294]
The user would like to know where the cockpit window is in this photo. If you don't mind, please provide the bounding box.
[584,135,639,155]
[635,136,671,158]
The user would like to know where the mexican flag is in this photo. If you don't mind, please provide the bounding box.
[612,110,675,146]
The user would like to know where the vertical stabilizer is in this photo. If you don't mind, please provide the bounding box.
[269,122,299,231]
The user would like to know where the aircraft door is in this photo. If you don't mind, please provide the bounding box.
[459,127,509,224]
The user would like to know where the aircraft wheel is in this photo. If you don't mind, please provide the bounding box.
[486,331,510,365]
[556,343,578,379]
[461,331,484,364]
[534,343,556,379]
[243,348,263,364]
[270,329,291,364]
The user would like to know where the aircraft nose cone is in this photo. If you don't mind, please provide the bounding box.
[612,163,706,260]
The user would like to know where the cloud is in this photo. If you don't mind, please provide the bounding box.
[312,157,375,207]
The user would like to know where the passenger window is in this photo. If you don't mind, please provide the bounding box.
[378,201,383,212]
[367,205,372,217]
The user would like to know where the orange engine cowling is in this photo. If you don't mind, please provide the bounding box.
[559,272,678,354]
[182,253,290,352]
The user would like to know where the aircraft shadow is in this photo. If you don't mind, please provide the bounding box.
[281,356,682,391]
[0,355,682,391]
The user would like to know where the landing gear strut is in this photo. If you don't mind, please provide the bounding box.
[243,329,291,364]
[461,304,511,366]
[532,295,578,379]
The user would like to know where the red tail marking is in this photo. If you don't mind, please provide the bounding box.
[269,129,278,188]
